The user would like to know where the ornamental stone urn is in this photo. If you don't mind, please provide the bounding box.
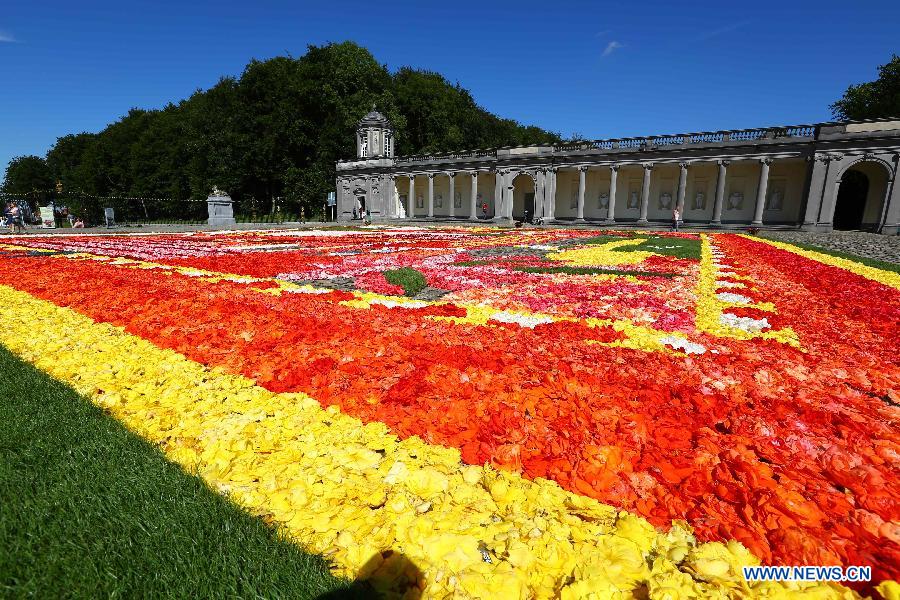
[207,187,236,228]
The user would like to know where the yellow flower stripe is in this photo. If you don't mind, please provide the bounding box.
[0,283,867,599]
[696,234,801,347]
[547,238,658,266]
[743,235,900,290]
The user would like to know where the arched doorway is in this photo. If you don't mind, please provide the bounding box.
[832,161,891,231]
[833,170,868,230]
[511,174,536,221]
[352,186,367,219]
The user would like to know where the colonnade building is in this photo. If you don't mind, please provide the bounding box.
[336,109,900,234]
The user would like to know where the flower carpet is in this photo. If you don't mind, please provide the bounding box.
[0,227,897,599]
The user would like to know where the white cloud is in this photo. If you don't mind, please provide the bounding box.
[0,30,16,43]
[601,41,623,57]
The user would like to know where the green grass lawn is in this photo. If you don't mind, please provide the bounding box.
[382,268,428,297]
[0,345,373,599]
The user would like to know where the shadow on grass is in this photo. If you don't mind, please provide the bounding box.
[0,344,363,599]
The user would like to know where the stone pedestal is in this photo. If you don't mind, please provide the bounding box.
[207,193,236,228]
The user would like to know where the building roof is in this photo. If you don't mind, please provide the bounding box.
[337,117,900,170]
[358,105,391,128]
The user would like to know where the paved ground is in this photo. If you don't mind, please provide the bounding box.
[760,230,900,265]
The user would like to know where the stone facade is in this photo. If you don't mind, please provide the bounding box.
[336,115,900,234]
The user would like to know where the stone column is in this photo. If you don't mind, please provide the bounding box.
[493,170,502,220]
[535,170,545,218]
[637,163,653,224]
[712,160,729,225]
[802,154,838,230]
[469,171,479,221]
[545,168,557,222]
[752,158,772,225]
[676,162,689,213]
[881,160,900,235]
[448,172,456,218]
[815,154,845,230]
[387,175,396,218]
[605,165,619,223]
[408,175,415,218]
[575,166,587,222]
[505,172,515,220]
[427,173,435,218]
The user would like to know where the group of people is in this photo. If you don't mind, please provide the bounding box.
[54,206,84,228]
[353,207,372,224]
[1,202,85,233]
[3,202,24,234]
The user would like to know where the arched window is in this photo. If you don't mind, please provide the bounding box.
[359,133,368,158]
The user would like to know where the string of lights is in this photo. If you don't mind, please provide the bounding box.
[0,187,206,203]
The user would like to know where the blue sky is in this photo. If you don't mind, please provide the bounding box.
[1,0,898,173]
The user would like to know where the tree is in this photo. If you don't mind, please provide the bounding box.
[1,155,54,196]
[392,68,557,154]
[831,54,900,121]
[46,132,97,187]
[284,164,331,217]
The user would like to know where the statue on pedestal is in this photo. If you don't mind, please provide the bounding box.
[693,190,706,210]
[727,191,744,210]
[207,186,235,227]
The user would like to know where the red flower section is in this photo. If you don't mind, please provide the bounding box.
[0,231,897,592]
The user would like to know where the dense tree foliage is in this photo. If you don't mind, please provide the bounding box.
[2,42,557,220]
[1,155,54,197]
[831,54,900,121]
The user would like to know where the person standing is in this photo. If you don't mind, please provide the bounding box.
[672,207,681,232]
[9,203,23,234]
[3,203,13,233]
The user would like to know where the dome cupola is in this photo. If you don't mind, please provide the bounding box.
[356,104,394,159]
